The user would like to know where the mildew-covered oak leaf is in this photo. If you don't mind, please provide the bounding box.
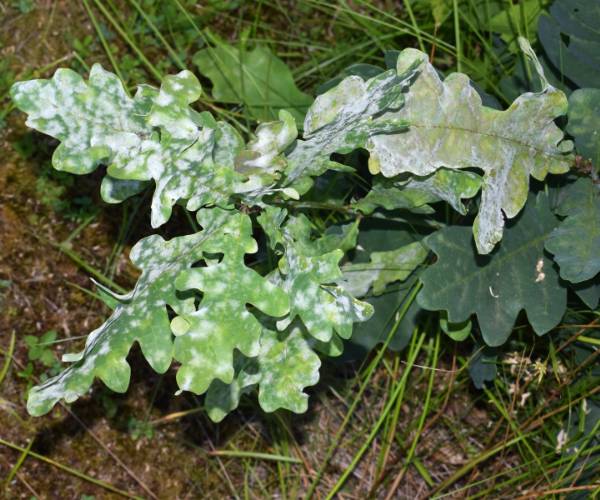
[205,323,321,422]
[11,66,244,228]
[170,210,290,395]
[234,109,298,198]
[281,57,422,193]
[366,39,573,254]
[26,209,231,416]
[274,215,373,342]
[356,169,482,215]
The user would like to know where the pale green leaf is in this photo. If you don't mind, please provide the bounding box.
[313,220,360,254]
[99,177,148,204]
[105,72,245,227]
[205,323,321,421]
[171,211,290,395]
[11,64,151,174]
[418,194,566,346]
[267,213,373,342]
[340,241,428,297]
[10,64,151,175]
[277,247,365,341]
[26,214,227,416]
[257,206,288,250]
[440,312,472,341]
[356,168,482,215]
[204,353,260,423]
[367,41,572,254]
[258,208,358,257]
[234,110,298,197]
[257,324,321,413]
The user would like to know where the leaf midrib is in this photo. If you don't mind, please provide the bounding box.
[406,122,569,163]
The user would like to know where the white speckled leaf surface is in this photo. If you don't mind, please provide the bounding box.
[171,211,290,395]
[366,40,572,253]
[275,215,373,342]
[282,59,422,192]
[26,209,227,416]
[205,323,321,422]
[11,66,245,228]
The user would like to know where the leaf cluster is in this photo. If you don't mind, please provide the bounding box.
[10,28,598,421]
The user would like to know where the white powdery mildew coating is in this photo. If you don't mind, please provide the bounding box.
[106,74,244,228]
[232,110,298,200]
[171,211,290,396]
[12,64,245,228]
[204,323,323,420]
[12,65,150,175]
[276,231,374,342]
[401,169,483,215]
[283,59,422,187]
[256,325,321,413]
[26,211,227,416]
[366,44,572,254]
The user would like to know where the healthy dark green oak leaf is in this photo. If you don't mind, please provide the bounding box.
[538,0,600,89]
[567,89,600,165]
[545,178,600,284]
[418,194,567,346]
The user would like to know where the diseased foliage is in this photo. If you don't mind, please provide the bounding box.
[366,41,572,254]
[12,36,594,419]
